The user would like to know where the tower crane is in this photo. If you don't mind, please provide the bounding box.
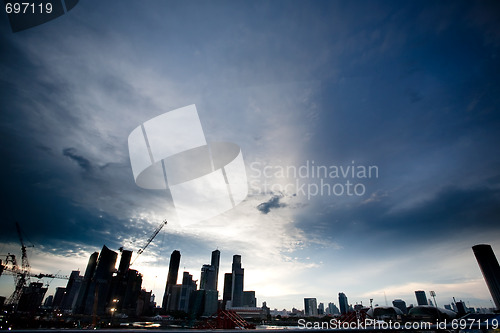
[131,219,167,264]
[1,222,68,306]
[6,222,33,305]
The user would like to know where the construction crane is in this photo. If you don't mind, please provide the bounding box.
[1,222,68,305]
[131,219,167,264]
[0,262,68,280]
[16,222,31,278]
[6,222,33,305]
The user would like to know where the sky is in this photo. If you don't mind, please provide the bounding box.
[0,0,500,311]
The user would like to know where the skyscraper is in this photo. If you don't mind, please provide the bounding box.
[327,302,340,315]
[179,271,197,312]
[200,264,217,291]
[61,270,82,311]
[243,291,256,307]
[304,298,318,316]
[203,290,218,316]
[211,249,220,290]
[318,302,325,315]
[338,292,349,315]
[118,249,132,274]
[52,287,66,309]
[162,250,181,311]
[84,245,118,315]
[231,255,244,307]
[74,251,98,314]
[223,272,232,309]
[473,244,500,309]
[415,290,428,306]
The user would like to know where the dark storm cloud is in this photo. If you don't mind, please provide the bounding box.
[257,195,286,214]
[295,184,500,258]
[63,148,92,173]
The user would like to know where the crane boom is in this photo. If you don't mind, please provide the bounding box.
[16,221,31,273]
[132,219,167,264]
[1,266,68,280]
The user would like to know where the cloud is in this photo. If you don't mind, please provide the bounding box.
[257,194,287,214]
[62,147,93,173]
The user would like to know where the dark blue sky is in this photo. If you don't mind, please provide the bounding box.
[1,0,499,310]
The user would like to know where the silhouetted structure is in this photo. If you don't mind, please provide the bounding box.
[203,290,218,316]
[169,285,181,311]
[179,271,196,312]
[162,250,181,311]
[223,273,232,309]
[415,290,428,306]
[318,302,324,315]
[109,268,143,315]
[327,302,340,315]
[199,250,221,315]
[243,291,256,307]
[118,249,132,274]
[304,298,318,316]
[83,245,118,315]
[211,249,220,290]
[43,295,53,308]
[231,255,244,307]
[392,299,407,314]
[17,282,47,313]
[136,289,155,316]
[52,287,66,309]
[455,300,467,316]
[339,292,349,315]
[61,270,82,311]
[473,244,500,309]
[74,252,98,314]
[200,265,217,291]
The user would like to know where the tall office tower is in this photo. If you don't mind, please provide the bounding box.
[473,244,500,309]
[304,298,318,316]
[231,255,244,307]
[120,269,143,313]
[162,250,181,311]
[338,292,349,315]
[318,302,325,315]
[61,270,82,311]
[74,251,98,314]
[415,290,428,306]
[189,290,205,317]
[327,302,340,315]
[84,245,118,315]
[243,291,256,307]
[118,249,132,274]
[108,249,135,313]
[179,271,196,312]
[200,264,217,291]
[203,290,219,316]
[17,282,48,312]
[168,285,182,311]
[43,295,53,307]
[52,287,66,309]
[211,249,220,290]
[200,250,220,292]
[392,299,407,314]
[223,273,232,308]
